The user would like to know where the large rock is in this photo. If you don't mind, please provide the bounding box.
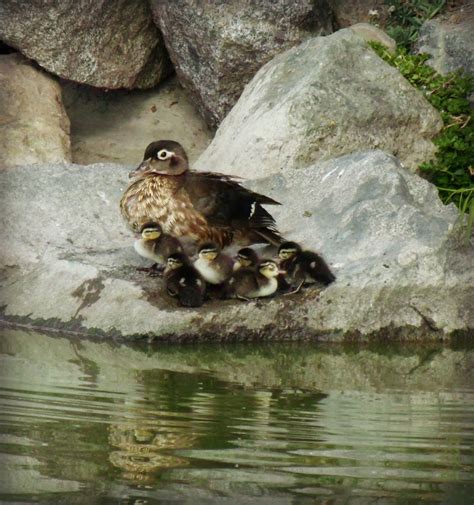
[0,0,170,89]
[417,3,474,76]
[196,29,442,178]
[0,53,71,166]
[0,151,472,341]
[62,78,212,165]
[150,0,334,127]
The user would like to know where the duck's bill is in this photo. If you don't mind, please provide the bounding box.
[129,159,152,178]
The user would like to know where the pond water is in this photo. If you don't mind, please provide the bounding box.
[0,329,473,504]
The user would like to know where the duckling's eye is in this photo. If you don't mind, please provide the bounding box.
[157,149,171,160]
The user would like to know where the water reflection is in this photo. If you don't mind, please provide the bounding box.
[0,328,473,504]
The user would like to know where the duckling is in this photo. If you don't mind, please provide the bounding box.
[120,140,283,249]
[164,253,206,308]
[233,247,260,271]
[193,243,234,285]
[226,259,284,301]
[134,222,183,275]
[277,241,335,293]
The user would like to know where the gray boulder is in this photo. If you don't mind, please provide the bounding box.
[0,0,171,89]
[0,151,472,341]
[196,29,442,178]
[149,0,334,127]
[0,53,71,166]
[417,4,474,77]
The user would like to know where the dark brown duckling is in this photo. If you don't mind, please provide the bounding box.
[193,243,234,285]
[233,247,260,271]
[277,241,335,293]
[164,253,206,308]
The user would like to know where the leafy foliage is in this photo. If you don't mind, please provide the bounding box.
[370,42,474,239]
[384,0,447,49]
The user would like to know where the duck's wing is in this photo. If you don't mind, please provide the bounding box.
[183,172,282,241]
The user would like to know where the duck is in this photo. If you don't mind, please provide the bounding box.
[120,140,283,250]
[277,241,336,293]
[226,259,284,301]
[193,243,234,285]
[164,253,206,307]
[233,247,260,271]
[134,222,183,274]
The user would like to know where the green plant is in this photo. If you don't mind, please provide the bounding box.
[384,0,447,49]
[370,42,474,241]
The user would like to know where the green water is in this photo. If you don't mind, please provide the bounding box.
[0,329,473,504]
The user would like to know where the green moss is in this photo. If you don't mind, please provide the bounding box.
[370,41,474,239]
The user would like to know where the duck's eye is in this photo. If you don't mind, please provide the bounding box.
[157,149,170,160]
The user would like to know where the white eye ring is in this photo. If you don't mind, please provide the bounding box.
[157,149,172,160]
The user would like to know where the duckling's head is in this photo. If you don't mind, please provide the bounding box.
[258,260,282,279]
[198,243,219,262]
[129,140,189,178]
[234,247,259,269]
[166,252,188,270]
[278,241,302,261]
[140,222,162,241]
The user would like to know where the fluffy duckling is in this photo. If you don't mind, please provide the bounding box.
[193,243,234,285]
[134,222,183,274]
[233,247,260,271]
[226,259,284,301]
[277,241,335,293]
[164,253,206,307]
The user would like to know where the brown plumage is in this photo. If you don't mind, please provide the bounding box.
[120,140,283,249]
[225,260,283,300]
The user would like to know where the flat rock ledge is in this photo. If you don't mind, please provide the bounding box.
[0,151,473,342]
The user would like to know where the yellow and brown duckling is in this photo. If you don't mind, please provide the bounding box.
[134,222,183,274]
[277,241,336,293]
[226,259,284,301]
[233,247,260,271]
[193,243,234,285]
[164,253,206,308]
[120,140,283,250]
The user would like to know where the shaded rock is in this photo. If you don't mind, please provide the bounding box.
[349,22,396,52]
[196,29,442,178]
[62,78,212,165]
[416,3,474,76]
[0,0,170,89]
[0,54,71,166]
[331,0,386,27]
[0,151,472,341]
[150,0,334,127]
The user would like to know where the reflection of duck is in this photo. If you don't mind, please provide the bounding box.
[120,140,283,248]
[134,222,183,274]
[226,260,283,300]
[193,242,234,285]
[277,241,335,293]
[164,253,206,307]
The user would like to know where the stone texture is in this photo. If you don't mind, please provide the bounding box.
[416,3,474,76]
[195,29,442,178]
[0,0,171,89]
[149,0,334,127]
[62,78,212,165]
[0,151,472,341]
[331,0,386,27]
[0,53,71,166]
[349,22,396,52]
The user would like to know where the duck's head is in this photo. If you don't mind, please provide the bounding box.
[198,243,219,262]
[258,260,285,279]
[166,252,188,270]
[278,241,302,261]
[140,222,162,241]
[129,140,189,178]
[234,247,259,270]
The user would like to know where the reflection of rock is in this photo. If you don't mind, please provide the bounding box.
[0,0,171,89]
[196,28,442,177]
[62,78,212,165]
[0,53,71,166]
[150,0,334,127]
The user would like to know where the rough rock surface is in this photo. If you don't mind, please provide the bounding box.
[149,0,334,127]
[196,29,442,178]
[62,78,212,165]
[1,151,472,341]
[417,3,474,76]
[0,0,170,89]
[0,54,71,166]
[331,0,386,27]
